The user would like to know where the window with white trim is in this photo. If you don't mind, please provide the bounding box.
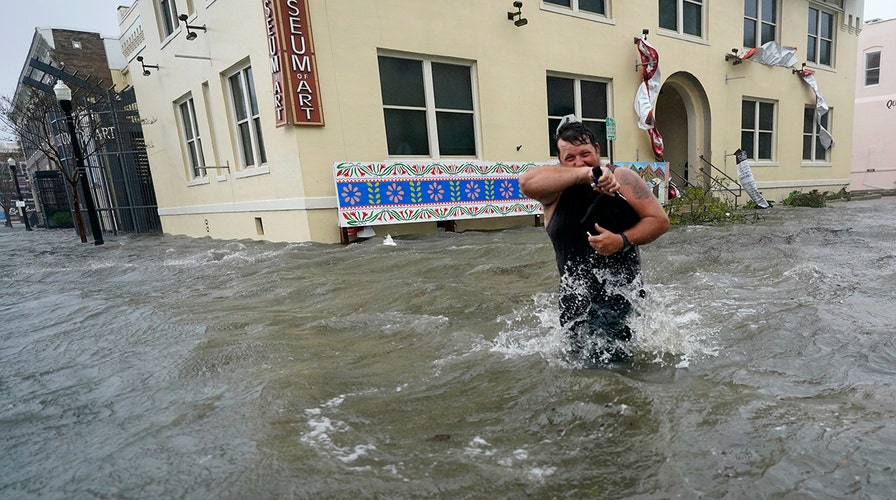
[543,0,606,16]
[802,106,831,162]
[157,0,179,38]
[227,65,267,168]
[744,0,777,48]
[865,51,881,86]
[378,55,477,157]
[741,99,775,161]
[177,96,206,178]
[807,6,835,66]
[547,75,609,157]
[659,0,703,38]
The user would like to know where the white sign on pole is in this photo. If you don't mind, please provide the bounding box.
[606,117,617,141]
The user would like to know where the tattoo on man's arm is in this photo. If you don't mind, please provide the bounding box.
[620,173,653,199]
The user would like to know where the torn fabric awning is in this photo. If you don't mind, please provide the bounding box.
[735,149,770,209]
[737,41,799,67]
[634,35,664,160]
[796,67,835,150]
[737,41,834,151]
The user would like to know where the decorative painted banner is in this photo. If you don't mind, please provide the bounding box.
[333,160,670,227]
[334,161,549,227]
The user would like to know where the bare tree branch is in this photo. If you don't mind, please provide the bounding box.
[1,79,120,240]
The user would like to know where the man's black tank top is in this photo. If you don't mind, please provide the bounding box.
[546,183,641,280]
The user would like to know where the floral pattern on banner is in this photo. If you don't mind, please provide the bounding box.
[333,161,669,227]
[333,161,549,227]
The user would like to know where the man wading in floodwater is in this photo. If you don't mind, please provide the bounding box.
[520,117,670,364]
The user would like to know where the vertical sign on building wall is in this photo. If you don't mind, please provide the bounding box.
[264,0,324,127]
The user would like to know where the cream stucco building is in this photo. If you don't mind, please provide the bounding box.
[118,0,864,243]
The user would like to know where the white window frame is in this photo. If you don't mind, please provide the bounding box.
[744,0,778,48]
[802,106,832,164]
[226,64,268,172]
[807,5,836,67]
[378,52,480,159]
[546,73,612,158]
[741,98,777,163]
[540,0,610,21]
[157,0,180,40]
[658,0,705,39]
[865,50,881,86]
[177,95,206,180]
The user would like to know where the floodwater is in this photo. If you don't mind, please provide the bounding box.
[2,197,895,498]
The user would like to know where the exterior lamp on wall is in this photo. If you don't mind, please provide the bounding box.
[178,14,207,40]
[6,158,32,231]
[507,1,527,27]
[725,48,743,65]
[136,56,159,76]
[54,80,104,245]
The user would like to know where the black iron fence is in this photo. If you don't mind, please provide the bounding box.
[24,60,162,236]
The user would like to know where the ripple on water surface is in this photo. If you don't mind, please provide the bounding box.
[2,199,896,497]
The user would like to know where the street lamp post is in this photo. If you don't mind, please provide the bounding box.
[6,158,33,231]
[54,80,104,245]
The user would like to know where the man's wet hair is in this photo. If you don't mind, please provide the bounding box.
[555,121,598,149]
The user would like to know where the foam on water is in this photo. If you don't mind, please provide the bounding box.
[5,199,896,498]
[489,280,719,367]
[300,393,379,465]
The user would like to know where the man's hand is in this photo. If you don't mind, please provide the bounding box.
[591,166,620,195]
[586,223,624,256]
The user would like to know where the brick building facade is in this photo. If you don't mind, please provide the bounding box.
[10,27,159,234]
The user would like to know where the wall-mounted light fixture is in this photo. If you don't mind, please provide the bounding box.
[136,56,159,76]
[178,14,207,41]
[632,28,650,44]
[507,1,527,27]
[725,48,743,65]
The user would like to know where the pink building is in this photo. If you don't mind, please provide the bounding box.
[851,17,896,192]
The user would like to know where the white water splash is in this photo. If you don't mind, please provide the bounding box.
[489,282,719,367]
[489,292,567,363]
[629,283,720,365]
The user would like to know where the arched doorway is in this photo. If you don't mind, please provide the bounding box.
[654,72,711,190]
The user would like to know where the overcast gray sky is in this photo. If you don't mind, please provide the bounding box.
[2,0,895,101]
[1,0,127,100]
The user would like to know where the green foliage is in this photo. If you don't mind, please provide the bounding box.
[49,209,74,228]
[782,189,827,207]
[744,198,775,209]
[779,187,851,208]
[826,187,851,201]
[665,187,745,225]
